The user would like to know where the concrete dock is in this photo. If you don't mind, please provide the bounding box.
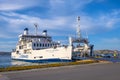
[0,63,120,80]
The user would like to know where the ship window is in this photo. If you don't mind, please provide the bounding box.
[22,37,24,40]
[16,51,19,54]
[48,44,49,47]
[40,43,41,47]
[19,46,22,49]
[34,43,36,47]
[39,56,43,58]
[21,46,23,49]
[37,43,39,47]
[42,44,44,47]
[40,43,42,47]
[45,44,47,47]
[50,44,52,47]
[53,44,54,46]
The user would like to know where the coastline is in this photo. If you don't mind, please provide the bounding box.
[0,52,11,55]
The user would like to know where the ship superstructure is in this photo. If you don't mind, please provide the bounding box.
[12,24,72,62]
[72,17,94,59]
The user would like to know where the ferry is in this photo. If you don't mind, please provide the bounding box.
[11,17,94,62]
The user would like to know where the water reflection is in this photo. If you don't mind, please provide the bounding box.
[0,55,11,68]
[11,60,41,66]
[0,54,49,68]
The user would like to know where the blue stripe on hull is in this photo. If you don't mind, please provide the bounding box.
[12,58,72,63]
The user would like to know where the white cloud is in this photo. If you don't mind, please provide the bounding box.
[0,41,16,44]
[106,19,116,28]
[0,34,15,39]
[0,3,25,11]
[93,37,120,50]
[0,41,16,51]
[98,38,120,50]
[98,11,120,29]
[50,0,93,8]
[0,0,46,11]
[0,9,120,39]
[0,12,74,38]
[0,0,120,51]
[49,0,93,15]
[1,12,69,29]
[80,10,120,31]
[0,0,95,11]
[0,44,15,51]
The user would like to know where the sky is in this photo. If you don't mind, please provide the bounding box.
[0,0,120,51]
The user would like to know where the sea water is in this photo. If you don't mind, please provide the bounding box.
[0,53,120,68]
[0,54,40,68]
[0,55,11,68]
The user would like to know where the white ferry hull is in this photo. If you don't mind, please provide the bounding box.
[11,46,72,62]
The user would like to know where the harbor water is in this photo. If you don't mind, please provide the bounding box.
[0,53,120,68]
[0,53,41,68]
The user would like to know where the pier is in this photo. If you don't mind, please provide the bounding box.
[0,63,120,80]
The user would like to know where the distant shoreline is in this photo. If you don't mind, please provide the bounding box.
[0,52,11,55]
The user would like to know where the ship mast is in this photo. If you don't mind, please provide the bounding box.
[34,23,38,35]
[76,16,81,39]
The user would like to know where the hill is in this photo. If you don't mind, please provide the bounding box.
[94,50,120,54]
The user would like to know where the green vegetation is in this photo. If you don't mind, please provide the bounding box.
[0,60,99,72]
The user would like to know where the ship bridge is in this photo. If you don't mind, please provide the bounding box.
[17,27,60,50]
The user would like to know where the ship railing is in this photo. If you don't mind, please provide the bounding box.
[12,49,16,52]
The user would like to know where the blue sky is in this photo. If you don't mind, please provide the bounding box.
[0,0,120,51]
